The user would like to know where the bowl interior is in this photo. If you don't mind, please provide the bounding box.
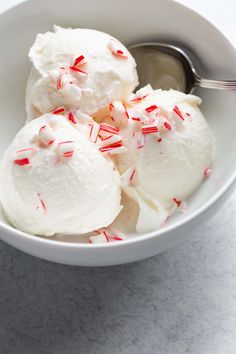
[0,0,236,243]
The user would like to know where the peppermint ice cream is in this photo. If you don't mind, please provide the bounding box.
[26,26,138,121]
[0,114,122,236]
[108,87,214,232]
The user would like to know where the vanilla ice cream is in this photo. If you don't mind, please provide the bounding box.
[0,114,122,236]
[26,26,138,121]
[111,87,214,232]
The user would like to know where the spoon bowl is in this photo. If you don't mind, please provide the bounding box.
[129,43,236,93]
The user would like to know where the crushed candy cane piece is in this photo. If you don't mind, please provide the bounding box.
[164,122,171,130]
[99,123,119,135]
[173,198,182,207]
[145,105,158,113]
[135,132,145,149]
[68,112,77,124]
[14,158,30,166]
[121,166,138,187]
[141,124,158,135]
[72,55,86,67]
[129,84,152,102]
[100,145,126,155]
[38,125,56,146]
[101,134,122,148]
[204,168,211,177]
[89,228,125,243]
[173,105,185,121]
[37,192,46,213]
[14,148,35,166]
[69,55,87,74]
[89,122,100,143]
[109,101,129,123]
[58,141,75,159]
[108,39,128,58]
[56,74,63,90]
[52,107,65,115]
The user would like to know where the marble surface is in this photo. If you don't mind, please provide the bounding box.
[1,1,236,353]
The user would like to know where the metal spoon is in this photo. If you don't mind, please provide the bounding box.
[129,43,236,93]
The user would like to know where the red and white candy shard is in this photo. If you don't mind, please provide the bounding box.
[173,197,182,207]
[14,148,35,166]
[145,104,158,114]
[158,115,172,131]
[89,121,100,143]
[141,124,159,135]
[134,132,145,149]
[68,112,77,124]
[99,126,126,154]
[172,105,185,121]
[38,125,56,146]
[204,167,211,177]
[108,39,128,58]
[69,54,87,75]
[109,101,129,125]
[99,123,119,136]
[100,145,127,155]
[57,141,75,159]
[73,55,86,67]
[89,228,125,244]
[121,166,138,187]
[129,84,153,102]
[101,134,123,148]
[56,73,63,90]
[52,107,65,115]
[37,192,47,213]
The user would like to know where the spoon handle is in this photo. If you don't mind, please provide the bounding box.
[196,77,236,90]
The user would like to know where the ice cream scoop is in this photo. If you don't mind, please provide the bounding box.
[0,114,122,236]
[112,87,214,232]
[26,26,138,121]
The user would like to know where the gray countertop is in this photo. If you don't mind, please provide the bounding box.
[1,1,236,353]
[1,192,236,354]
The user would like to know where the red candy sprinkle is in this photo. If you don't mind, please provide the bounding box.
[89,228,125,243]
[52,107,65,115]
[58,141,75,159]
[68,112,77,124]
[39,125,56,146]
[145,105,158,113]
[108,39,128,59]
[69,66,87,74]
[141,125,158,135]
[89,122,100,143]
[70,55,87,74]
[204,168,211,177]
[173,105,185,121]
[173,198,182,207]
[73,55,85,67]
[99,123,119,135]
[14,158,30,166]
[56,74,63,90]
[129,169,136,183]
[164,121,172,130]
[131,94,148,102]
[37,192,46,213]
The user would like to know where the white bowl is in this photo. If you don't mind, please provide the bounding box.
[0,0,236,266]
